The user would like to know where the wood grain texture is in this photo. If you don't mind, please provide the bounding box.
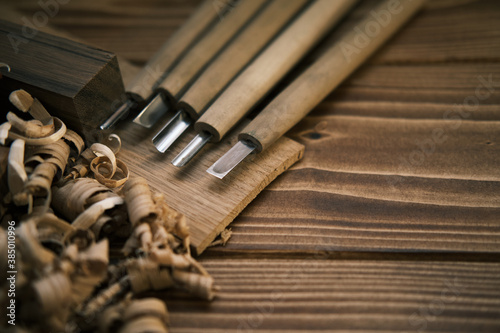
[0,4,141,86]
[162,259,500,332]
[4,0,500,332]
[0,19,125,140]
[114,119,304,255]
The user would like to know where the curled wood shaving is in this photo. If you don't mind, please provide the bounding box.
[7,139,27,196]
[0,228,8,277]
[52,178,121,221]
[173,270,217,301]
[123,177,157,227]
[126,257,175,293]
[33,272,72,314]
[9,89,52,124]
[98,298,169,333]
[208,228,233,248]
[90,143,117,177]
[3,116,66,146]
[65,164,88,180]
[0,121,11,145]
[25,139,70,175]
[33,212,74,245]
[9,89,33,112]
[6,111,54,137]
[91,156,129,188]
[1,90,215,333]
[63,129,85,156]
[105,133,121,154]
[91,215,118,239]
[82,276,130,319]
[72,196,124,230]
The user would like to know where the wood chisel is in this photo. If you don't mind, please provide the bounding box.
[172,0,358,167]
[208,0,426,179]
[132,0,269,129]
[152,0,311,153]
[99,0,237,129]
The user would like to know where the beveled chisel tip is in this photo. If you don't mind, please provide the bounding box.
[152,110,193,153]
[172,131,212,167]
[133,94,169,128]
[207,140,256,179]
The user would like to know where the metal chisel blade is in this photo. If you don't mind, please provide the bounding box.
[100,99,136,130]
[207,140,256,179]
[172,131,212,167]
[152,110,192,153]
[133,94,169,128]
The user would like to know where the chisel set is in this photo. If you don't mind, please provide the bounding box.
[102,0,425,178]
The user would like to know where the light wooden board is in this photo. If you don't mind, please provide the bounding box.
[115,119,304,255]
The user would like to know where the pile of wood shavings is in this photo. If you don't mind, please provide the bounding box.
[0,90,216,333]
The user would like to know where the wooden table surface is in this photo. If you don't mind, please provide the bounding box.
[5,0,500,331]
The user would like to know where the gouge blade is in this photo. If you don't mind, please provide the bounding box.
[133,94,169,128]
[152,110,192,153]
[172,131,212,167]
[100,99,136,130]
[207,140,256,179]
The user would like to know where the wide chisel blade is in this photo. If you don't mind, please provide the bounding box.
[207,140,256,179]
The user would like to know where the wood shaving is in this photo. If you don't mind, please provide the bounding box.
[98,297,169,333]
[208,228,233,247]
[0,90,215,333]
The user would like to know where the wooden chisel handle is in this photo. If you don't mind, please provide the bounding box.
[240,0,426,153]
[126,0,227,102]
[195,0,358,142]
[177,0,310,121]
[156,0,268,102]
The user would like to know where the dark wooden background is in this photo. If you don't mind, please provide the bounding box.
[3,0,500,331]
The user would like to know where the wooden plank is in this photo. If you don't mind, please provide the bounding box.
[223,113,500,254]
[161,258,500,332]
[115,120,304,255]
[326,64,500,117]
[323,0,500,64]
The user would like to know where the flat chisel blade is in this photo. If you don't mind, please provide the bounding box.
[133,94,169,128]
[207,140,256,179]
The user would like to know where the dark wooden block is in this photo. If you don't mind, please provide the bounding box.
[0,19,125,140]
